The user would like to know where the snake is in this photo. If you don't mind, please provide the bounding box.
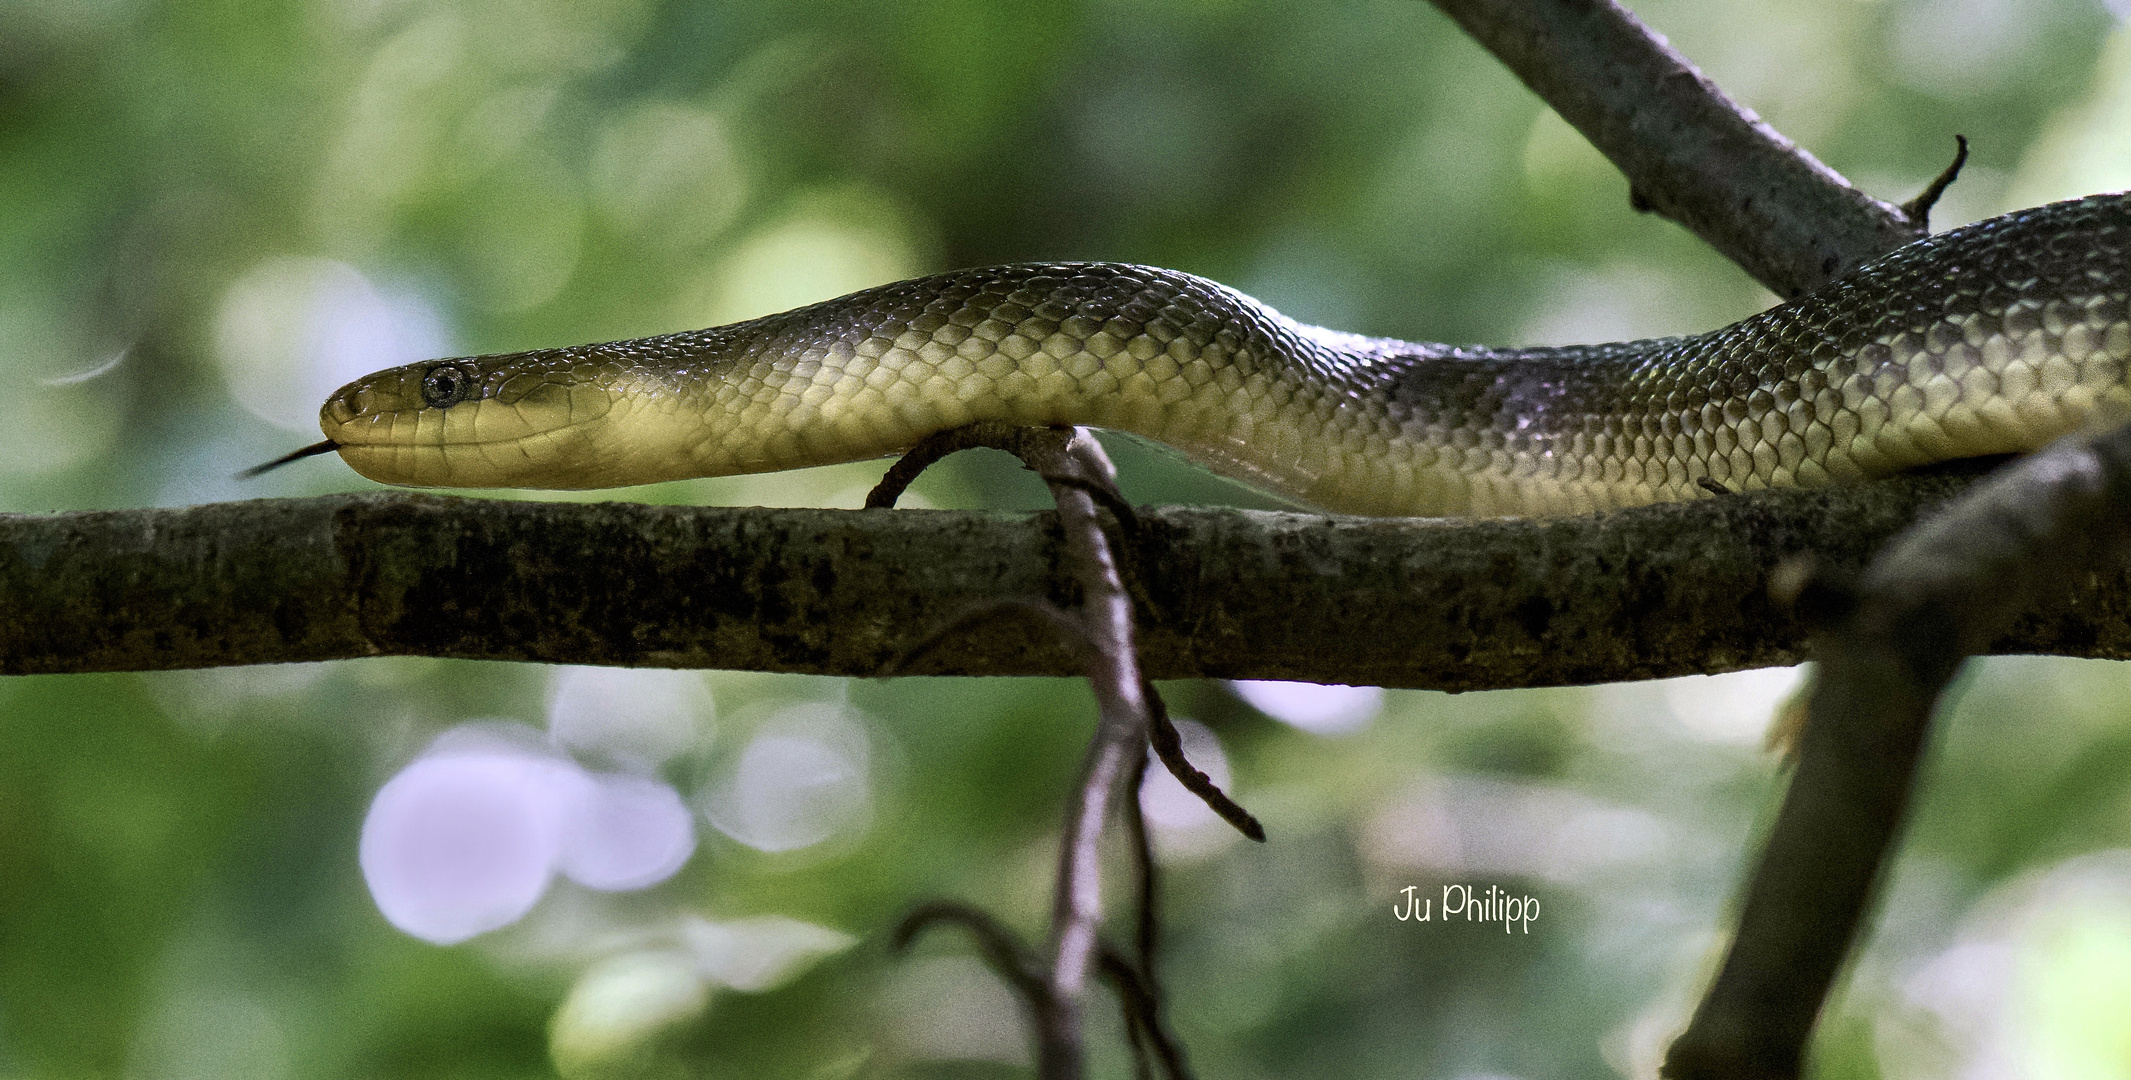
[271,192,2131,518]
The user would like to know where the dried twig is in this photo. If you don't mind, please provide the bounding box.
[892,901,1046,997]
[880,597,1096,677]
[1145,679,1264,841]
[1665,422,2131,1080]
[1099,943,1196,1080]
[1029,428,1147,1080]
[1900,134,1971,230]
[1123,745,1160,984]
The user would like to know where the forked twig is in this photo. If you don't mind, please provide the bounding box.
[874,422,1244,1080]
[1123,743,1161,985]
[1035,427,1151,1080]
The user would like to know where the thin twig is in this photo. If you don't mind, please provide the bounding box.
[892,901,1047,997]
[1119,1002,1154,1080]
[866,421,1141,534]
[879,597,1096,677]
[1036,428,1148,1080]
[1145,679,1265,841]
[1124,742,1160,979]
[1426,0,1918,295]
[1099,943,1197,1080]
[1900,135,1971,230]
[1665,422,2131,1080]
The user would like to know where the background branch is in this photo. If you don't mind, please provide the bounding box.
[1666,423,2131,1079]
[1427,0,1921,296]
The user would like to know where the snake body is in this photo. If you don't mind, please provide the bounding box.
[319,193,2131,517]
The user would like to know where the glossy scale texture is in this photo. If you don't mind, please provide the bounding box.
[323,193,2131,517]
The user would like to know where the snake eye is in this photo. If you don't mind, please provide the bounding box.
[420,364,473,409]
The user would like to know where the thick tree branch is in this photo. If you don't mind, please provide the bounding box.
[12,462,2131,684]
[1427,0,1921,296]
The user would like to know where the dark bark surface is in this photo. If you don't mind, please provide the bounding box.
[11,462,2130,686]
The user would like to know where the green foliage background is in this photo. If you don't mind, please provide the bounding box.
[6,0,2131,1076]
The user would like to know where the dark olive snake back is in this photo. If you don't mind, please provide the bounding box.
[321,193,2131,516]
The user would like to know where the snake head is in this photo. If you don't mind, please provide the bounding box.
[316,347,707,490]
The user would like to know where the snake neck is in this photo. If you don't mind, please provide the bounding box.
[678,190,2130,515]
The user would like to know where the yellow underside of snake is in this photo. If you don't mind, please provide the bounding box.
[315,193,2131,518]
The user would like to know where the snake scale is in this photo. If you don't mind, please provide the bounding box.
[298,192,2131,518]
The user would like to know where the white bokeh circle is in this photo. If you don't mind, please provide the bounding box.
[559,772,697,892]
[360,750,575,945]
[547,665,711,769]
[1231,680,1384,735]
[361,725,698,944]
[699,703,872,853]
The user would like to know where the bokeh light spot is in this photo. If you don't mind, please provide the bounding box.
[681,915,855,992]
[360,750,574,944]
[549,950,708,1080]
[1659,665,1807,745]
[0,297,130,476]
[1231,680,1383,735]
[699,703,872,853]
[1139,718,1243,860]
[362,724,695,943]
[558,773,696,892]
[547,665,711,770]
[680,188,926,327]
[214,257,447,432]
[592,101,745,246]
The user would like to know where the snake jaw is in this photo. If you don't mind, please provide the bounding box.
[318,354,717,490]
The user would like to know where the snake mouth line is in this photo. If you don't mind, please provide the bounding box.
[241,439,342,478]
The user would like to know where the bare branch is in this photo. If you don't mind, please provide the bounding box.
[16,464,2131,686]
[1666,424,2131,1079]
[1427,0,1920,295]
[1115,760,1194,1080]
[1124,748,1160,984]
